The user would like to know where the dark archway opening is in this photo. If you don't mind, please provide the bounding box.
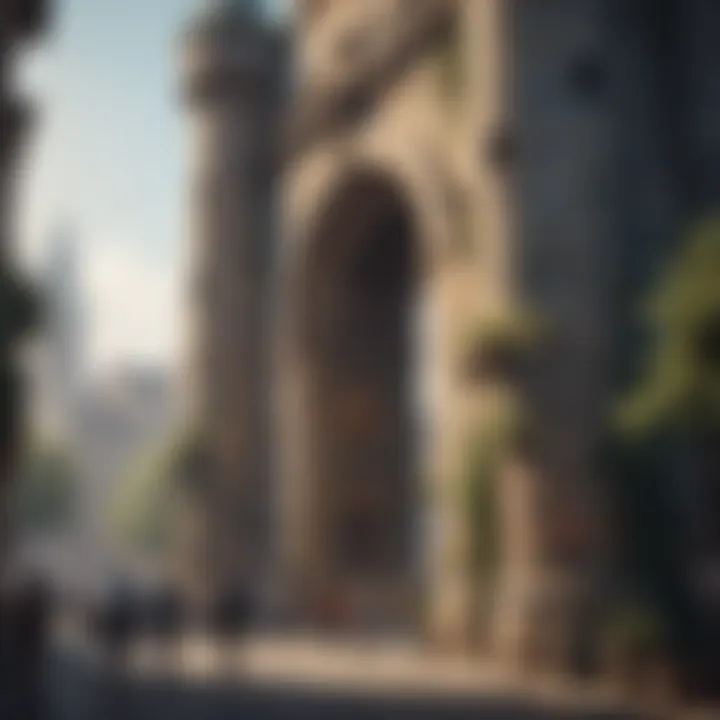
[299,169,421,631]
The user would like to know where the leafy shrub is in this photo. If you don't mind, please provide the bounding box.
[462,433,499,576]
[110,427,207,556]
[15,442,79,534]
[462,309,549,382]
[434,19,464,104]
[617,216,720,436]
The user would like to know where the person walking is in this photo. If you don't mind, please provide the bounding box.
[5,574,53,720]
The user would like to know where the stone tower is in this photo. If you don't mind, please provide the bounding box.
[181,0,285,607]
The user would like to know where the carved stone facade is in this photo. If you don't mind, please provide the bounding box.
[278,0,471,640]
[184,0,720,671]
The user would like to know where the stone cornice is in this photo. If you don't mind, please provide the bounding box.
[281,0,457,166]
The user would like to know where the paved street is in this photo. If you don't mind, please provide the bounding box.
[34,635,654,720]
[46,659,644,720]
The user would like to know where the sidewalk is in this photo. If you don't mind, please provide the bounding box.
[127,634,647,716]
[57,620,719,719]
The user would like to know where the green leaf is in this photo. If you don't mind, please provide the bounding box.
[619,216,720,436]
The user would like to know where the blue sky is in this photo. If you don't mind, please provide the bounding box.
[18,0,289,375]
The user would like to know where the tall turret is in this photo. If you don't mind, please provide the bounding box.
[180,0,286,609]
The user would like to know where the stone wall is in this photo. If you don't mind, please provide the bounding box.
[281,0,619,662]
[280,0,477,639]
[180,4,286,608]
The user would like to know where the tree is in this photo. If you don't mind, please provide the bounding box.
[618,216,720,437]
[111,428,209,558]
[14,442,79,535]
[614,216,720,688]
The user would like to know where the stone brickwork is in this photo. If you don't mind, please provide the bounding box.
[181,0,286,607]
[185,0,720,673]
[279,0,491,641]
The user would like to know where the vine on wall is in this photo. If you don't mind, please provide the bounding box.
[458,305,548,647]
[460,391,531,649]
[461,309,550,384]
[433,19,464,106]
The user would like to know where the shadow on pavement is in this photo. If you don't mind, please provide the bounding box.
[41,646,650,720]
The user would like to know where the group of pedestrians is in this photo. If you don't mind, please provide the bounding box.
[0,573,257,719]
[91,581,255,665]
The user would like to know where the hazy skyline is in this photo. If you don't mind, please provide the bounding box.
[18,0,289,376]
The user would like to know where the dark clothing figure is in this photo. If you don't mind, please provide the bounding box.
[209,588,253,642]
[94,584,140,669]
[144,586,184,640]
[1,578,52,720]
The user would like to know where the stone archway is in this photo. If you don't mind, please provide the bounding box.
[289,167,426,633]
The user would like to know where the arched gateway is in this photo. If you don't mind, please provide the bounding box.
[282,168,430,633]
[182,0,617,672]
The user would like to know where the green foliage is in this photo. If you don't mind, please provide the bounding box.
[487,391,531,452]
[171,426,212,496]
[482,309,548,344]
[462,432,499,577]
[463,308,550,382]
[433,20,464,105]
[15,442,79,534]
[112,447,171,556]
[618,217,720,436]
[465,310,548,356]
[461,396,528,580]
[458,383,539,644]
[111,427,210,556]
[607,219,720,673]
[451,194,474,258]
[601,422,711,672]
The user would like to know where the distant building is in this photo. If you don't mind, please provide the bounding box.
[28,231,180,588]
[69,365,179,591]
[32,227,84,444]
